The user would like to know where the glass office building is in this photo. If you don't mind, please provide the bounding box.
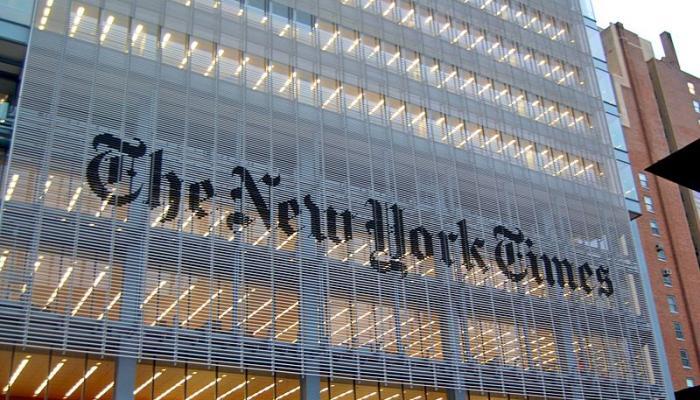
[0,0,668,399]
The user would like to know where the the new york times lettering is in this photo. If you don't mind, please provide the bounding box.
[86,134,614,297]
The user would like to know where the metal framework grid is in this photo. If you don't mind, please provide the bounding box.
[0,0,665,399]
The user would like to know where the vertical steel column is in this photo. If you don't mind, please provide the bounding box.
[299,200,323,380]
[447,389,466,400]
[113,356,137,400]
[301,375,321,400]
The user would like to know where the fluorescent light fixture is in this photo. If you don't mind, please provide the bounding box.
[94,381,114,400]
[64,363,100,398]
[133,370,165,395]
[154,374,194,400]
[33,359,66,396]
[2,355,31,393]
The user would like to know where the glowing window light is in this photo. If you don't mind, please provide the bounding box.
[38,0,55,30]
[357,391,377,400]
[276,231,298,249]
[369,99,385,115]
[278,24,291,37]
[346,38,360,53]
[406,58,420,72]
[234,56,249,76]
[452,29,467,43]
[330,389,353,400]
[93,381,114,400]
[246,383,275,400]
[410,112,425,126]
[70,268,108,316]
[276,385,300,400]
[141,280,167,309]
[64,363,100,398]
[33,359,66,396]
[4,174,19,201]
[216,380,248,400]
[203,212,229,237]
[69,6,85,37]
[252,300,299,335]
[161,32,171,48]
[321,31,340,51]
[498,139,517,153]
[367,44,381,59]
[252,66,273,90]
[131,24,143,43]
[400,9,414,24]
[181,289,223,326]
[150,285,195,326]
[389,105,405,121]
[97,292,121,320]
[386,51,401,66]
[43,266,74,309]
[185,377,222,400]
[382,2,395,16]
[0,250,9,272]
[274,320,299,338]
[238,298,273,326]
[2,355,31,393]
[154,373,194,400]
[66,186,83,211]
[151,205,171,227]
[477,82,492,96]
[133,370,165,395]
[438,22,450,34]
[347,93,363,109]
[99,15,114,42]
[322,86,343,109]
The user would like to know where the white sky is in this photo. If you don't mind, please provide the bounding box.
[591,0,700,77]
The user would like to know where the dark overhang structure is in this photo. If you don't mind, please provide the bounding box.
[646,139,700,191]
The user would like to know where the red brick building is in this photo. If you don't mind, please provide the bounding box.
[602,23,700,390]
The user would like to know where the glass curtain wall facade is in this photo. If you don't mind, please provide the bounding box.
[0,0,666,399]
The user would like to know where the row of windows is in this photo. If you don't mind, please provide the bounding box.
[331,0,584,89]
[0,164,627,310]
[654,167,696,377]
[35,1,606,188]
[163,0,592,134]
[457,0,574,44]
[1,346,576,400]
[637,174,669,263]
[0,250,655,382]
[666,294,693,371]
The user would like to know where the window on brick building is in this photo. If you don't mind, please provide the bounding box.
[680,349,691,368]
[638,172,649,189]
[687,378,696,387]
[662,269,672,286]
[674,321,685,340]
[644,196,654,213]
[690,82,697,95]
[656,244,667,261]
[694,100,700,113]
[650,219,660,235]
[668,295,679,313]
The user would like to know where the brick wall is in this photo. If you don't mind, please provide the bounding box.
[603,23,700,390]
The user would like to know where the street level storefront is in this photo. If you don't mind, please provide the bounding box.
[0,345,544,400]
